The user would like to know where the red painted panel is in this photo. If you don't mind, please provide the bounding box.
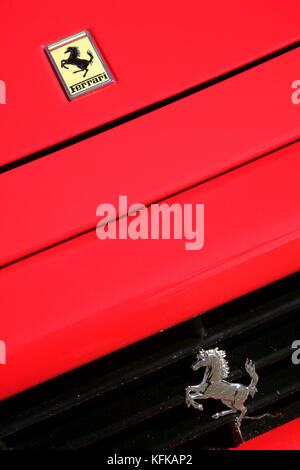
[234,418,300,450]
[0,143,300,400]
[2,47,300,267]
[1,0,300,165]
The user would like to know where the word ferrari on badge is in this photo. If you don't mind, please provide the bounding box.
[185,348,258,429]
[45,31,113,99]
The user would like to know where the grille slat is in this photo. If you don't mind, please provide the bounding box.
[98,359,300,451]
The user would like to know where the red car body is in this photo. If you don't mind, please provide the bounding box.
[0,0,299,449]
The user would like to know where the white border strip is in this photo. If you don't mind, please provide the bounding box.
[48,31,86,50]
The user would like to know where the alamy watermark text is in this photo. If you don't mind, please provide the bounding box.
[96,196,204,251]
[0,80,6,104]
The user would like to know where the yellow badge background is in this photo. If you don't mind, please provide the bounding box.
[48,35,111,97]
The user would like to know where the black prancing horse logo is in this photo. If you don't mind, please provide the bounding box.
[61,46,94,78]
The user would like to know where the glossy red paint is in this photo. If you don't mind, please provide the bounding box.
[1,0,300,165]
[2,47,300,267]
[0,143,300,400]
[233,417,300,450]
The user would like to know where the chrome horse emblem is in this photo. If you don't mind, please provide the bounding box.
[185,348,258,428]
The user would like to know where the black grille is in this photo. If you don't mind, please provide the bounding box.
[0,272,300,450]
